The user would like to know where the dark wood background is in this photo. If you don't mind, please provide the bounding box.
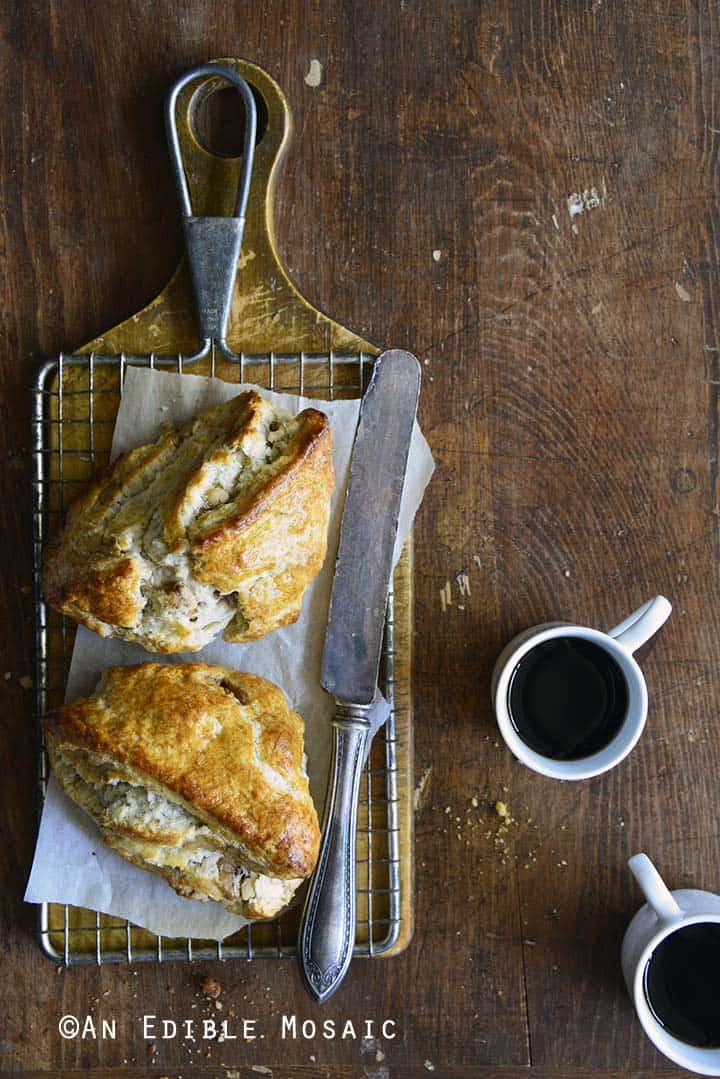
[2,1,719,1076]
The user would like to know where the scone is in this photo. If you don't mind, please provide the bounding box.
[43,663,320,919]
[43,390,334,653]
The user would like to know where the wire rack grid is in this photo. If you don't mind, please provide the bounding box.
[31,348,402,964]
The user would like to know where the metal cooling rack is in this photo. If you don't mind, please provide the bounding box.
[32,349,402,964]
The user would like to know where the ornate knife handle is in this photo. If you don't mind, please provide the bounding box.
[298,707,370,1002]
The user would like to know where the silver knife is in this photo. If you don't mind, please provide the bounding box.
[298,348,421,1003]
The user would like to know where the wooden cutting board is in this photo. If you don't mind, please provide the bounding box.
[43,57,414,960]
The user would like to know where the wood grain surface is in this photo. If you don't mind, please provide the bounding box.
[1,1,718,1076]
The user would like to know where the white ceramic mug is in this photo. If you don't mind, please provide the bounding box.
[491,596,672,780]
[622,853,720,1075]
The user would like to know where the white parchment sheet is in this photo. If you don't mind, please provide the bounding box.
[25,367,435,940]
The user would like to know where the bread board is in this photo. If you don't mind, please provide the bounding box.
[32,58,414,963]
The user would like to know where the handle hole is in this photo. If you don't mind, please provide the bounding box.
[191,82,268,158]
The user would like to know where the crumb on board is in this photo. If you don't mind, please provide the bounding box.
[440,580,452,612]
[424,1063,436,1072]
[413,765,433,812]
[456,571,471,597]
[432,248,442,261]
[304,58,323,87]
[567,182,606,217]
[201,976,222,999]
[441,792,537,861]
[675,281,692,302]
[19,675,33,689]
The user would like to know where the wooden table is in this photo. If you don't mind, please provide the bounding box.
[1,2,717,1076]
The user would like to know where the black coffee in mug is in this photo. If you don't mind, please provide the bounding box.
[507,637,628,760]
[644,922,720,1047]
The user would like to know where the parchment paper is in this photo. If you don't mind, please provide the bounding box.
[25,367,435,940]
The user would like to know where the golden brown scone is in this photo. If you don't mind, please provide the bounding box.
[42,390,334,653]
[43,663,321,920]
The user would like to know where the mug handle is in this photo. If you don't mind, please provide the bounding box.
[629,853,683,924]
[608,596,672,654]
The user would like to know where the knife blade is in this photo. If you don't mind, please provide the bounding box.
[298,348,421,1003]
[322,348,421,703]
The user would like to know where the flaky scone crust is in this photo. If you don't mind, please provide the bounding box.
[193,409,333,641]
[43,663,320,879]
[42,390,334,652]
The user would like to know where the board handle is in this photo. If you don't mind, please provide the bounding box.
[166,63,257,220]
[166,63,258,359]
[84,58,376,357]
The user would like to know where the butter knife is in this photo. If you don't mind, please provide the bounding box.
[298,348,421,1002]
